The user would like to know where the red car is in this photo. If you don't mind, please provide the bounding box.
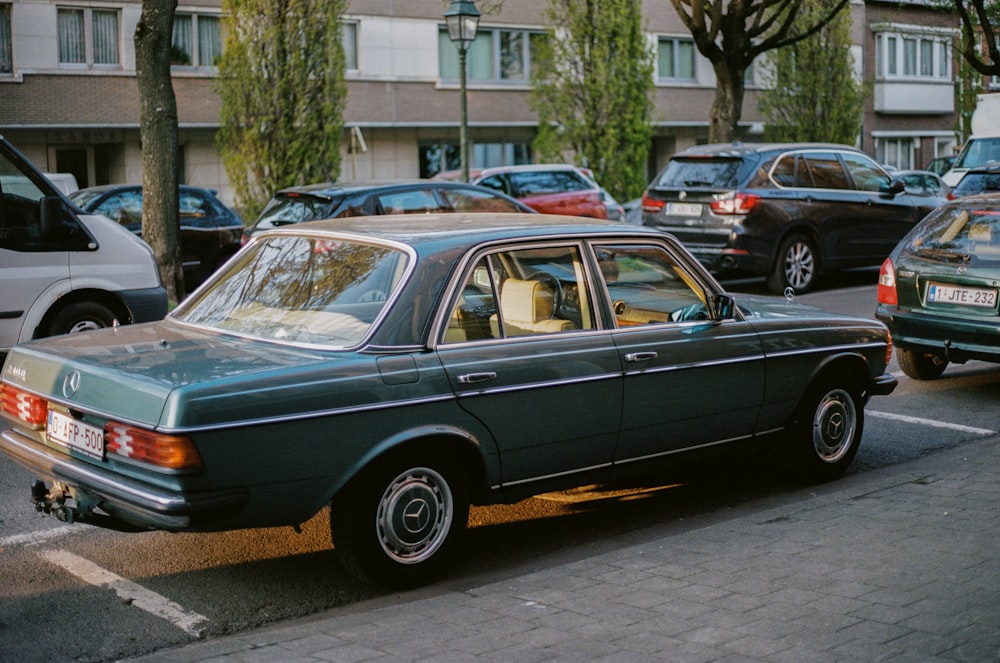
[436,164,608,219]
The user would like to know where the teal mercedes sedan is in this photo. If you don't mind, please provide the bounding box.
[0,214,896,588]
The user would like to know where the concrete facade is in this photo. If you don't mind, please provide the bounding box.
[0,0,964,208]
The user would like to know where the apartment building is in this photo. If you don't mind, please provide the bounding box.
[0,0,960,207]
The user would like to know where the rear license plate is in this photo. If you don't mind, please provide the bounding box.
[927,283,998,308]
[664,202,702,217]
[47,409,105,460]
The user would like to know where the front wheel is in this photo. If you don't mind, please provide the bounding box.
[896,347,948,380]
[42,301,118,338]
[331,453,469,589]
[789,376,864,482]
[767,234,819,294]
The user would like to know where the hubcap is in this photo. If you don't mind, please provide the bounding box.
[784,242,815,290]
[67,320,103,334]
[811,388,857,463]
[376,467,452,564]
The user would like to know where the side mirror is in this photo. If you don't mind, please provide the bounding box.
[885,178,905,196]
[711,293,735,320]
[39,196,64,240]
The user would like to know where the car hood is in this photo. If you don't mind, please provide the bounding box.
[736,294,834,320]
[2,320,381,431]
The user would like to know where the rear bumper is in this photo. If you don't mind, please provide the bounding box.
[0,428,245,531]
[876,305,1000,364]
[870,372,898,397]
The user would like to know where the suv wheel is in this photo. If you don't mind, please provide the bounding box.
[768,234,818,294]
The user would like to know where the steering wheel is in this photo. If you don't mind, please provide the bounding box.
[525,271,563,319]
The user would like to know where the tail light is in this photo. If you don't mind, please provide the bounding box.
[710,193,759,215]
[105,422,203,471]
[885,331,894,367]
[947,191,956,200]
[641,194,665,213]
[0,383,47,428]
[877,258,898,306]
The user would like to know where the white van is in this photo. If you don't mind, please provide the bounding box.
[0,135,167,352]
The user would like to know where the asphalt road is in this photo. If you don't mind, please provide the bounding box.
[1,272,998,662]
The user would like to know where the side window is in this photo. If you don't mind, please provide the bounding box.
[594,244,708,326]
[801,152,850,190]
[0,166,46,250]
[376,189,441,215]
[841,153,892,193]
[438,187,522,213]
[771,154,811,188]
[442,245,594,343]
[179,192,209,218]
[475,175,509,195]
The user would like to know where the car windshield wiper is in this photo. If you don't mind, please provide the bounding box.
[915,247,970,262]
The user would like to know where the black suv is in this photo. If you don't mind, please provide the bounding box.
[641,143,945,293]
[246,180,534,240]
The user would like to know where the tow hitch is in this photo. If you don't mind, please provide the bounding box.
[31,480,89,523]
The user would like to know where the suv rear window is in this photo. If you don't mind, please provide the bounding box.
[652,157,750,189]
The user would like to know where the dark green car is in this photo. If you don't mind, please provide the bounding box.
[1,214,896,588]
[877,194,1000,379]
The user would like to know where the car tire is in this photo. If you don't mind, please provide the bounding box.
[789,374,863,482]
[767,234,819,294]
[42,301,118,337]
[896,347,948,380]
[331,452,469,589]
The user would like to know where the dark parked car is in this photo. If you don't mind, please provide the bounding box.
[946,164,1000,199]
[69,185,243,289]
[877,194,1000,379]
[641,143,945,293]
[925,154,956,177]
[436,164,609,219]
[246,179,534,240]
[1,214,896,589]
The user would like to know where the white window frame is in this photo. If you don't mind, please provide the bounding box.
[438,26,544,85]
[877,137,915,171]
[57,6,121,69]
[874,28,952,82]
[342,21,357,72]
[657,36,696,82]
[171,13,223,69]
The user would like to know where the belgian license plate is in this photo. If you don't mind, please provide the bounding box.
[47,409,105,460]
[927,283,998,308]
[664,202,702,217]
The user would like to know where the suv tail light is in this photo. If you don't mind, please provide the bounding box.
[710,193,759,215]
[641,194,665,213]
[877,258,898,306]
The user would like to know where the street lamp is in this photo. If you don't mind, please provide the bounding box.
[444,0,480,183]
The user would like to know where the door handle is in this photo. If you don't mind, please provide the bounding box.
[625,351,657,362]
[457,372,497,384]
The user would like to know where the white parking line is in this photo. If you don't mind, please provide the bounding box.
[0,525,76,549]
[39,549,208,637]
[868,410,997,436]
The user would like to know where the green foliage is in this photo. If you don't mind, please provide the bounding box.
[529,0,654,201]
[955,27,985,144]
[758,0,864,144]
[216,0,347,221]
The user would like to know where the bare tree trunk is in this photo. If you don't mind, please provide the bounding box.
[708,62,744,144]
[135,0,184,303]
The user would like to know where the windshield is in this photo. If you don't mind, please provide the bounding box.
[954,137,1000,170]
[903,206,1000,265]
[173,235,410,346]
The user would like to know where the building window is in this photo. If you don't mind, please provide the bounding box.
[342,22,357,71]
[877,137,914,171]
[419,142,531,178]
[1,3,11,74]
[657,37,695,82]
[438,27,544,84]
[58,7,120,67]
[172,14,221,67]
[875,32,950,80]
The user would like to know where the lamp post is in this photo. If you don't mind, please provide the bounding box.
[444,0,480,183]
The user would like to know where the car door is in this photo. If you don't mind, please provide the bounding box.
[435,242,623,486]
[592,241,766,462]
[840,152,925,261]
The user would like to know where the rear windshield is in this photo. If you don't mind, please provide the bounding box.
[952,171,1000,196]
[255,194,338,228]
[652,157,751,189]
[903,206,1000,265]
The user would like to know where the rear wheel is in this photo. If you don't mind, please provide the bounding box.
[789,375,863,482]
[43,301,117,337]
[331,452,469,589]
[767,234,818,294]
[896,347,948,380]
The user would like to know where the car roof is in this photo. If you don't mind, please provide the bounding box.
[262,212,661,249]
[71,183,215,196]
[671,142,866,159]
[273,179,504,198]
